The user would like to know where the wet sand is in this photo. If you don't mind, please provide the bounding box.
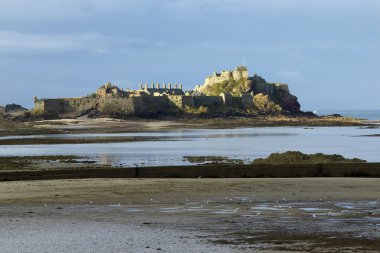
[0,116,367,137]
[1,178,379,252]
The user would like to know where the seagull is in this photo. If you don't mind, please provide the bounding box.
[312,214,317,218]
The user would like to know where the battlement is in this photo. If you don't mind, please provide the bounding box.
[204,66,249,87]
[136,82,185,96]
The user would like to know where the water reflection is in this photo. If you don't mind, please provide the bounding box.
[0,127,379,166]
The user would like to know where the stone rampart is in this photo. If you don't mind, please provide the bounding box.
[34,92,255,117]
[34,98,98,115]
[193,96,223,109]
[99,97,135,115]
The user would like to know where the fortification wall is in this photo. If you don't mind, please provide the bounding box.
[241,94,254,109]
[34,98,97,115]
[205,76,230,86]
[274,83,289,91]
[182,96,195,108]
[61,98,98,114]
[193,96,223,109]
[34,93,255,117]
[220,93,233,107]
[34,100,46,114]
[167,95,195,108]
[167,95,183,108]
[98,97,135,115]
[132,96,171,115]
[231,96,243,108]
[253,82,289,97]
[254,82,275,95]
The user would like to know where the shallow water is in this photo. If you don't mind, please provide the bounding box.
[316,109,380,120]
[0,126,379,166]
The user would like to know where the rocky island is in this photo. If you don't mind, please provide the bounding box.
[33,66,308,118]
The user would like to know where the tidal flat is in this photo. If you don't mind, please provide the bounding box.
[0,116,368,137]
[0,178,379,252]
[1,117,379,252]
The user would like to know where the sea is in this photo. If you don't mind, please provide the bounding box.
[315,109,380,121]
[1,109,379,167]
[1,126,379,166]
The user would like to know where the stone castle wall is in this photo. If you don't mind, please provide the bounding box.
[99,97,135,115]
[252,82,289,97]
[204,76,230,86]
[204,67,248,87]
[193,96,224,109]
[34,94,254,117]
[132,96,172,115]
[34,98,98,115]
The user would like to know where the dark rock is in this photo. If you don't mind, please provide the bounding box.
[5,103,28,113]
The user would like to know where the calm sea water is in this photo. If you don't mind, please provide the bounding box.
[316,109,380,120]
[0,126,379,166]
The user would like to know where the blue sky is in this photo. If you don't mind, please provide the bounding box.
[0,0,379,110]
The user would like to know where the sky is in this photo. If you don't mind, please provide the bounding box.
[0,0,379,110]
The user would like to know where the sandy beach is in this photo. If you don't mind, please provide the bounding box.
[1,178,379,252]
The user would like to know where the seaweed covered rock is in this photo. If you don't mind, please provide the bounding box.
[253,151,366,164]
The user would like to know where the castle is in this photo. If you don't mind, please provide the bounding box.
[204,66,249,86]
[33,66,300,117]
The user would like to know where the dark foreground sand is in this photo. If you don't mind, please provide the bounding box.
[1,178,379,252]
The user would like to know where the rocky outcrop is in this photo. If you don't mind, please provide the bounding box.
[196,70,302,113]
[273,88,301,112]
[248,75,301,113]
[5,103,28,113]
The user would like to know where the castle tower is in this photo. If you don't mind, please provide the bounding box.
[233,69,243,80]
[242,69,249,78]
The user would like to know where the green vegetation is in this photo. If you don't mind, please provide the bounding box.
[253,93,282,114]
[0,156,84,171]
[183,105,209,115]
[87,93,98,98]
[202,79,250,96]
[253,151,366,164]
